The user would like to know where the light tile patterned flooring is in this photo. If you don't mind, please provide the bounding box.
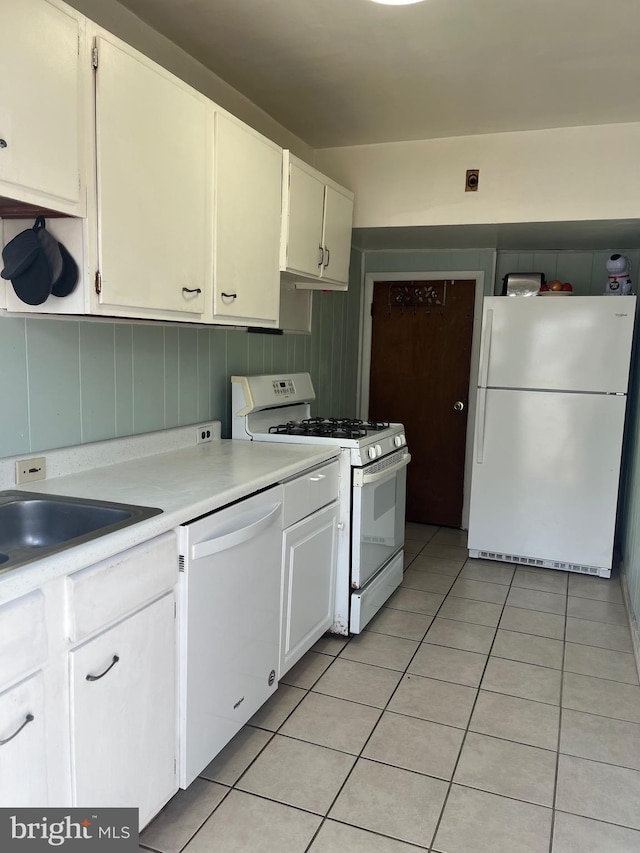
[140,523,640,852]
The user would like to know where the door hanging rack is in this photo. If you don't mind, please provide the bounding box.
[387,281,447,315]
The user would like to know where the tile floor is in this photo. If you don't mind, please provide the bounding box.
[140,523,640,852]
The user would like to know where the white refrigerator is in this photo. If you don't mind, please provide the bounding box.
[468,295,636,578]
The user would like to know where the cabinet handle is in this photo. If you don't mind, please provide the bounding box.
[318,245,324,268]
[310,474,326,482]
[0,139,7,149]
[0,713,34,746]
[323,247,330,268]
[221,292,237,301]
[86,654,119,682]
[182,287,202,295]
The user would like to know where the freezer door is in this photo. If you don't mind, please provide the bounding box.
[468,389,627,570]
[479,296,636,393]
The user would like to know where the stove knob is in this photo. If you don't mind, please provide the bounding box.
[394,435,402,448]
[375,444,382,457]
[368,446,377,460]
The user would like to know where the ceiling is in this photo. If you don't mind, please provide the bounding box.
[117,0,640,150]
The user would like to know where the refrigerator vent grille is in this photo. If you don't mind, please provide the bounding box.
[476,551,599,575]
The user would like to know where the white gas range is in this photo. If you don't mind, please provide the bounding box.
[231,373,411,634]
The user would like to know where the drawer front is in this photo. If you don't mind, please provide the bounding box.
[283,461,340,528]
[66,532,177,642]
[0,591,47,689]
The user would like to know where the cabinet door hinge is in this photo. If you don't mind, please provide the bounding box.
[91,44,99,70]
[94,271,102,295]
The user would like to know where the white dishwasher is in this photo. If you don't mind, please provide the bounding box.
[177,484,283,787]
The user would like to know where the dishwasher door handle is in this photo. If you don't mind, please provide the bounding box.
[191,502,282,560]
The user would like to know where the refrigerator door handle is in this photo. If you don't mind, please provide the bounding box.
[476,387,487,464]
[479,309,493,388]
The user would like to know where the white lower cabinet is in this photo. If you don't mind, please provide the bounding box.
[0,673,48,807]
[69,592,176,827]
[280,501,339,677]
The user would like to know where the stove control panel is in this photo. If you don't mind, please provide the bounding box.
[272,379,296,397]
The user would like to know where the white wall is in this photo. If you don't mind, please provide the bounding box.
[315,123,640,228]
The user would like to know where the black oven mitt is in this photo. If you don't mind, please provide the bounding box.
[1,216,78,305]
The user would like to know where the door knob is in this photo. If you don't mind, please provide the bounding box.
[454,401,465,412]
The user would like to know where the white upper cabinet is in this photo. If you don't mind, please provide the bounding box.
[92,33,211,320]
[284,162,326,280]
[322,185,354,287]
[211,111,282,327]
[280,152,354,290]
[0,0,85,214]
[1,1,331,328]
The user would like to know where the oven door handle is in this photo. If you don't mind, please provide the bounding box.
[354,452,411,487]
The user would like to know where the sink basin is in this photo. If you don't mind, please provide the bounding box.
[0,490,162,573]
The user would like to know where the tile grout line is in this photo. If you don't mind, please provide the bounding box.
[301,533,462,852]
[425,556,524,853]
[174,655,341,852]
[164,531,637,852]
[548,571,570,853]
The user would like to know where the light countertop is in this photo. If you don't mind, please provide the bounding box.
[0,437,340,604]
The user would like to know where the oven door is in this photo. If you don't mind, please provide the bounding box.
[351,449,411,588]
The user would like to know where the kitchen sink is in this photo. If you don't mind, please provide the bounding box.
[0,490,162,573]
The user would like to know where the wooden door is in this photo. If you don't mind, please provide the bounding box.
[369,280,475,527]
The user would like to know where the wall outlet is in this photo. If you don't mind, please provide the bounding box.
[15,456,47,485]
[196,424,214,444]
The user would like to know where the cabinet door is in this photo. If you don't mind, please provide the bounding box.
[70,593,176,827]
[281,502,338,677]
[285,162,325,279]
[213,112,282,325]
[0,0,83,213]
[0,673,48,807]
[321,185,353,286]
[94,35,209,317]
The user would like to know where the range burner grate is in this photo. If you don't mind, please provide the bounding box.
[303,417,390,432]
[268,419,369,439]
